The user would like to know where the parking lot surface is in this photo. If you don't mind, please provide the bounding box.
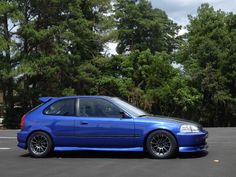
[0,128,235,177]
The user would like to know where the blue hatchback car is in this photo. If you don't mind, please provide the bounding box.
[17,96,208,158]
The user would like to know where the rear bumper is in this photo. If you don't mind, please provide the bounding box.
[177,130,208,153]
[17,131,28,149]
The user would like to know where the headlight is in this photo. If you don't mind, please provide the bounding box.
[180,125,200,133]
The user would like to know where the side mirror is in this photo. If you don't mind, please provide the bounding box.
[120,111,131,119]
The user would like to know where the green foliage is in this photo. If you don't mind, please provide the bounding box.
[0,1,235,128]
[62,87,76,96]
[1,0,112,128]
[178,3,236,126]
[91,50,202,120]
[0,0,22,128]
[114,0,181,54]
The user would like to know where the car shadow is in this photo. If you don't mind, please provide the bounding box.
[178,151,208,159]
[20,151,148,159]
[20,151,208,159]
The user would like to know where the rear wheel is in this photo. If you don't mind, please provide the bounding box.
[146,130,177,159]
[27,132,53,158]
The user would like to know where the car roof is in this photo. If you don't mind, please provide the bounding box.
[39,95,114,103]
[61,95,112,99]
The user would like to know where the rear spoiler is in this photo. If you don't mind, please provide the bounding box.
[39,97,53,103]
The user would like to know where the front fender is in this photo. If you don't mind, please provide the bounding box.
[134,121,180,147]
[142,121,180,137]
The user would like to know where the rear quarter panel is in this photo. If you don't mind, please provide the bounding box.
[21,98,76,146]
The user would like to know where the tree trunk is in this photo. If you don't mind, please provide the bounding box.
[2,13,16,128]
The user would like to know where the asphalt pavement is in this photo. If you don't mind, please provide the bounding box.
[0,128,235,177]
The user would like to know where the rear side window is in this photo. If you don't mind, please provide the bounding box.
[44,99,75,116]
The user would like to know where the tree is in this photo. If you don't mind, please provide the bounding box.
[92,50,201,120]
[177,4,236,126]
[17,0,111,104]
[0,0,112,128]
[0,0,22,128]
[1,1,235,128]
[114,0,181,54]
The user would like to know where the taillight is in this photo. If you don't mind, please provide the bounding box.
[20,114,26,129]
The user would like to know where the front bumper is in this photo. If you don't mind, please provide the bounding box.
[179,144,208,152]
[177,130,208,153]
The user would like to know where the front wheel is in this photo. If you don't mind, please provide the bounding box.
[146,130,177,159]
[27,132,53,158]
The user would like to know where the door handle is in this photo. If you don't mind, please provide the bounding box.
[80,121,88,125]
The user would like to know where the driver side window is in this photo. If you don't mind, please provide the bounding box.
[78,98,122,118]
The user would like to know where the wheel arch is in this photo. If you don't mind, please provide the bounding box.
[143,128,179,151]
[26,130,54,149]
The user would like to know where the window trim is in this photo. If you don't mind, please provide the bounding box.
[43,98,76,117]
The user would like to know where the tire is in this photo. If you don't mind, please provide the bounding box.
[146,130,177,159]
[27,131,53,158]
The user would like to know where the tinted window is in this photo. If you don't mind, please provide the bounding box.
[78,98,122,118]
[44,99,75,116]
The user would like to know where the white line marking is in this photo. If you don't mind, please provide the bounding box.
[0,137,16,139]
[0,148,11,150]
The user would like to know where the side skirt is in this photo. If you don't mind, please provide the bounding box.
[54,147,144,152]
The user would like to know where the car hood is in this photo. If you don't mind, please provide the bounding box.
[146,115,201,127]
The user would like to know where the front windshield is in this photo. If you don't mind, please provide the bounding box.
[112,97,149,117]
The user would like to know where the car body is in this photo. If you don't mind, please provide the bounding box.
[17,96,208,158]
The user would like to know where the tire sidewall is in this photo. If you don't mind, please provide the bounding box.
[146,130,177,159]
[27,132,53,158]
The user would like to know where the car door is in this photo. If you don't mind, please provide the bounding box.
[74,97,135,148]
[43,98,77,147]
